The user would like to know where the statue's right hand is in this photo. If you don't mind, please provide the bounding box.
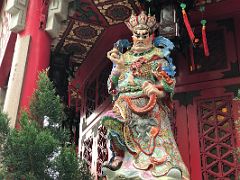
[107,48,124,70]
[142,81,165,98]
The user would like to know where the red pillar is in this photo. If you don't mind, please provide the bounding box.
[19,0,51,109]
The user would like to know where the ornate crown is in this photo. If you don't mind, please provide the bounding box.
[125,11,158,34]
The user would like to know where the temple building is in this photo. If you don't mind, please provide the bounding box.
[0,0,239,179]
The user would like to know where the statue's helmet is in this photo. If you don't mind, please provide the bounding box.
[125,11,158,34]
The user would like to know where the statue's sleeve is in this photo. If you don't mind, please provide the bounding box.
[153,58,176,98]
[162,59,175,91]
[107,65,121,100]
[153,36,176,97]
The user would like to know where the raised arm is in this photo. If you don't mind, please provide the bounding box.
[106,48,125,99]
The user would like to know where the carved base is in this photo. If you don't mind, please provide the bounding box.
[102,167,180,180]
[102,151,186,180]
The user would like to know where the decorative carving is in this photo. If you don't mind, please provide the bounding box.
[69,1,101,25]
[73,26,97,40]
[45,0,72,38]
[62,21,104,65]
[83,136,94,168]
[198,97,238,179]
[106,5,131,21]
[68,21,104,43]
[97,126,108,178]
[94,0,133,25]
[5,0,29,32]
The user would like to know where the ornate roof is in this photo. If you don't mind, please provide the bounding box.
[52,0,141,66]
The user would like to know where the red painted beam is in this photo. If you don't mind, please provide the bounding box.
[175,76,240,93]
[0,33,17,87]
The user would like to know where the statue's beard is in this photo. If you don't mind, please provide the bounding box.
[135,41,145,47]
[132,42,152,52]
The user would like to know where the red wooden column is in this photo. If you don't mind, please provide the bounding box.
[19,0,51,109]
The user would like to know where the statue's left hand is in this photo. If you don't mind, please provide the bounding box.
[107,48,124,72]
[142,81,165,98]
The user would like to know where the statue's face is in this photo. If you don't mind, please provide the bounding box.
[131,28,153,53]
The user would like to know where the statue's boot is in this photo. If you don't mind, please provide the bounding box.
[103,140,124,171]
[103,155,123,171]
[166,167,182,179]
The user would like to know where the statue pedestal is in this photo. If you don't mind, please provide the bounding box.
[102,151,182,180]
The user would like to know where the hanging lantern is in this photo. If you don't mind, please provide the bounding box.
[201,19,209,56]
[159,3,179,38]
[199,4,210,57]
[180,3,196,43]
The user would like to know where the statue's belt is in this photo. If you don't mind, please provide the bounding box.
[121,94,157,114]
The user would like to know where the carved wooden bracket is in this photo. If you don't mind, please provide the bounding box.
[5,0,29,33]
[45,0,73,38]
